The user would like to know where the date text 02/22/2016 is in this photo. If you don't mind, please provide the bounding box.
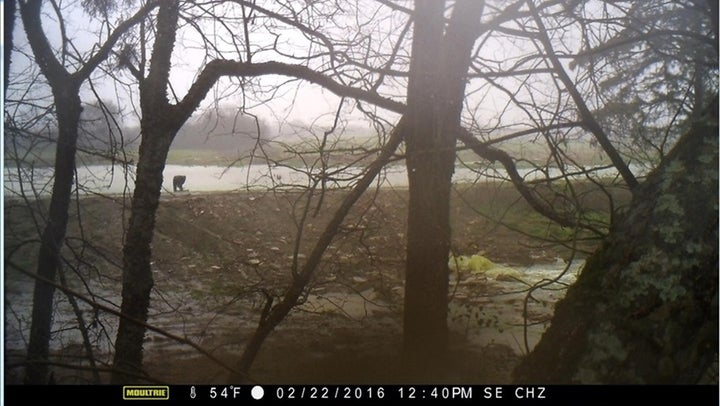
[203,385,546,401]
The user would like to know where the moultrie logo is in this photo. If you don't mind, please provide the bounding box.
[123,386,170,400]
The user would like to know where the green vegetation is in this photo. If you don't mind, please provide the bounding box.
[165,149,246,166]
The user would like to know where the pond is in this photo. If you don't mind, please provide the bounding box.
[4,162,639,198]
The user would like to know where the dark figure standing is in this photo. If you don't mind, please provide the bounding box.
[173,175,186,192]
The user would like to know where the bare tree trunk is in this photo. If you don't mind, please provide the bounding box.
[514,97,718,384]
[402,0,449,375]
[19,0,85,384]
[111,128,173,383]
[111,0,180,383]
[17,0,157,383]
[24,86,82,384]
[402,0,483,377]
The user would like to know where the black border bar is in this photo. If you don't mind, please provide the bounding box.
[5,384,718,405]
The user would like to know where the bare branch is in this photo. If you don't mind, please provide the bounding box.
[234,117,406,376]
[525,0,638,190]
[174,59,405,126]
[458,128,604,236]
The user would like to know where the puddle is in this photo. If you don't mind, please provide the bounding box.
[301,288,392,319]
[4,257,582,381]
[448,259,583,354]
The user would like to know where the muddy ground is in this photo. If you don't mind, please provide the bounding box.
[4,183,620,384]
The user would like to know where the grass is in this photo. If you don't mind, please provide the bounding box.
[9,134,630,173]
[165,149,245,166]
[449,181,628,259]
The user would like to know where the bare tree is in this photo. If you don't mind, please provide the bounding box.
[110,0,406,383]
[15,0,157,384]
[398,0,485,376]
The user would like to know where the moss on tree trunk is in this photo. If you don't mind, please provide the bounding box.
[514,97,719,384]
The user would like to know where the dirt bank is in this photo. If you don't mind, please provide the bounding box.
[5,184,615,384]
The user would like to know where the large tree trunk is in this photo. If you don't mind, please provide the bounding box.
[111,127,173,383]
[514,97,718,384]
[24,86,82,384]
[15,0,155,384]
[19,0,86,384]
[402,0,450,375]
[111,0,180,384]
[402,0,483,377]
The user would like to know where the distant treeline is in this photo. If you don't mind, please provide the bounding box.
[172,107,271,151]
[4,104,272,167]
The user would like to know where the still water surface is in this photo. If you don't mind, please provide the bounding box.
[4,162,637,197]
